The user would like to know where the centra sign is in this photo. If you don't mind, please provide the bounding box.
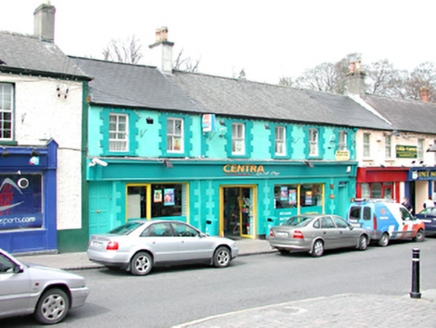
[223,164,265,174]
[396,145,417,158]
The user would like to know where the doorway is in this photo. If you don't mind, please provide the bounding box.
[221,185,257,239]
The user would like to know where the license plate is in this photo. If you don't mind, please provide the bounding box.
[351,223,361,227]
[275,232,288,238]
[422,219,432,223]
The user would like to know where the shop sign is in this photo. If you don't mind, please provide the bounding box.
[336,150,350,161]
[396,145,417,158]
[411,169,436,181]
[202,114,215,132]
[223,164,280,176]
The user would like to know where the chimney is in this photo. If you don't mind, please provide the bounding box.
[346,60,366,96]
[34,2,56,42]
[420,87,429,102]
[149,26,174,74]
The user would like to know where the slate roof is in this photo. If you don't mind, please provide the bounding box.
[0,31,88,79]
[169,71,393,130]
[362,94,436,134]
[71,57,204,112]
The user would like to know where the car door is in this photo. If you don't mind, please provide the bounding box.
[171,222,213,261]
[319,217,337,249]
[399,207,416,239]
[0,253,32,317]
[139,222,180,263]
[332,216,357,247]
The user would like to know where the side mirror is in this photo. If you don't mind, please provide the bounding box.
[13,265,24,274]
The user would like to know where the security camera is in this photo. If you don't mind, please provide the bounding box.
[89,157,108,167]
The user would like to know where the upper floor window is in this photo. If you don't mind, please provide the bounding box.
[363,133,371,158]
[418,139,424,161]
[0,83,13,141]
[232,123,245,155]
[309,128,318,156]
[275,126,286,156]
[167,118,184,153]
[109,113,128,151]
[338,131,347,151]
[385,135,392,159]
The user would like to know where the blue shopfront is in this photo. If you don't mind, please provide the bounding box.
[0,140,57,253]
[87,158,357,239]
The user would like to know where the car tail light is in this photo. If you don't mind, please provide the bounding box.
[293,230,304,239]
[373,214,377,231]
[106,241,119,250]
[269,228,274,237]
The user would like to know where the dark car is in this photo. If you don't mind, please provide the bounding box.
[415,207,436,236]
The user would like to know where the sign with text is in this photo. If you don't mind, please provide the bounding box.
[396,145,417,158]
[335,150,350,161]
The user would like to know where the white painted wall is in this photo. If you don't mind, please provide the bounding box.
[0,74,83,230]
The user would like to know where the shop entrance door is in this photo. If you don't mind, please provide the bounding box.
[221,185,256,239]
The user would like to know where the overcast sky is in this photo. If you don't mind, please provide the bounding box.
[1,0,435,84]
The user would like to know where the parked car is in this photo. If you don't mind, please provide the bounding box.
[87,220,239,276]
[415,207,436,236]
[266,214,370,257]
[347,199,426,246]
[0,248,89,325]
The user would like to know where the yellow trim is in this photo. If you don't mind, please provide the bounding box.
[125,182,189,223]
[219,184,257,239]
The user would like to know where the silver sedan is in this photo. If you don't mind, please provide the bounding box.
[0,248,89,324]
[267,214,370,257]
[87,219,239,276]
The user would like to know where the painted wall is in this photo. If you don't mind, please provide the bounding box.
[0,74,84,233]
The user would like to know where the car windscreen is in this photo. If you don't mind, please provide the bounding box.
[282,216,312,227]
[108,222,143,235]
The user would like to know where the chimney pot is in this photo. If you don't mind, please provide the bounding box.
[420,86,430,102]
[349,62,355,73]
[355,60,361,72]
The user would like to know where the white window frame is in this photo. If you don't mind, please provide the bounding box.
[418,139,424,161]
[363,133,371,158]
[385,135,392,159]
[309,128,319,156]
[275,126,286,156]
[167,117,184,153]
[0,83,13,141]
[109,113,129,152]
[338,131,347,151]
[232,123,245,155]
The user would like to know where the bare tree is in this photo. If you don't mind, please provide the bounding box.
[278,76,294,87]
[173,49,200,72]
[102,35,143,64]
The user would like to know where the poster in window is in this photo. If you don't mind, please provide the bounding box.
[174,138,181,151]
[280,186,288,200]
[305,191,313,205]
[164,188,175,206]
[154,190,162,203]
[288,189,296,205]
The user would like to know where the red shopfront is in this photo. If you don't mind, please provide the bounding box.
[356,167,409,202]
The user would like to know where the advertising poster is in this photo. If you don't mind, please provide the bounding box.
[164,188,175,206]
[280,186,288,200]
[288,189,296,205]
[153,190,162,203]
[305,191,313,206]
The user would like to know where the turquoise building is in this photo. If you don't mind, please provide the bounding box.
[73,56,390,240]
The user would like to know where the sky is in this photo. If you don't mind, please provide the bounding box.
[1,0,435,84]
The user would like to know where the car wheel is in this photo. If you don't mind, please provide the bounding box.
[213,246,231,268]
[311,240,324,257]
[378,233,389,247]
[34,288,69,325]
[413,229,425,242]
[130,252,153,276]
[358,235,368,250]
[279,249,290,255]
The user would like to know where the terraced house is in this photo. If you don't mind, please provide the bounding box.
[72,28,394,241]
[0,3,91,253]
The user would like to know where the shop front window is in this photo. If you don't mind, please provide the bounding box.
[274,185,298,209]
[274,184,322,211]
[127,186,147,219]
[152,184,184,218]
[371,183,382,198]
[361,183,370,199]
[0,174,43,230]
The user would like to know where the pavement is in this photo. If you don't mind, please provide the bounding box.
[14,239,436,328]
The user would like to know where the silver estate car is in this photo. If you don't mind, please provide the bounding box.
[87,220,239,276]
[0,248,89,324]
[267,214,371,257]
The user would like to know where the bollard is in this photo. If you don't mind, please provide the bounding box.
[410,248,421,299]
